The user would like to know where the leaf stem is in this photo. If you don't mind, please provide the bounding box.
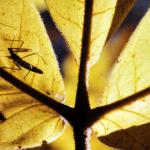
[89,87,150,126]
[73,1,93,150]
[0,68,74,121]
[74,126,91,150]
[75,0,93,115]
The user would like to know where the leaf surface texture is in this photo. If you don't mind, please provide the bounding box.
[45,0,135,66]
[0,0,65,149]
[93,9,150,150]
[0,0,65,101]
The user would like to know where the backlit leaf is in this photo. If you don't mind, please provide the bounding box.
[63,53,79,107]
[93,9,150,149]
[88,50,111,108]
[0,0,66,149]
[0,0,65,101]
[0,79,65,149]
[45,0,135,66]
[89,26,135,108]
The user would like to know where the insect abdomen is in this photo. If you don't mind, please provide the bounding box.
[19,60,43,74]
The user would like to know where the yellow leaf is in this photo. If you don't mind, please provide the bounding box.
[88,50,111,108]
[0,79,65,149]
[0,0,65,101]
[102,9,150,105]
[89,25,134,108]
[0,0,66,149]
[45,0,135,66]
[93,9,150,149]
[63,53,79,107]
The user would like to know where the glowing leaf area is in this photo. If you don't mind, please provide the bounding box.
[0,0,65,149]
[0,0,65,101]
[93,9,150,150]
[45,0,135,66]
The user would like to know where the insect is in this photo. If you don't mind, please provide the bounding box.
[2,38,44,79]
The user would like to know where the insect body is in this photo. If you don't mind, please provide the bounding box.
[7,47,43,74]
[2,39,44,79]
[0,23,44,79]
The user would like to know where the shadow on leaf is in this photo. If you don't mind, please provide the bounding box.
[99,122,150,150]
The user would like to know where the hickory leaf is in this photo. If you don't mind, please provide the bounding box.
[0,79,65,150]
[0,0,65,149]
[45,0,136,66]
[0,0,149,150]
[0,0,65,101]
[93,9,150,150]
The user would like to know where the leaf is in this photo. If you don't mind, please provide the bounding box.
[93,9,150,149]
[0,79,65,149]
[89,25,135,108]
[0,0,65,101]
[102,9,150,105]
[0,0,66,149]
[99,121,150,150]
[45,0,135,66]
[63,53,79,107]
[88,50,111,108]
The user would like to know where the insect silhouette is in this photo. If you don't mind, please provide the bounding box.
[2,38,44,79]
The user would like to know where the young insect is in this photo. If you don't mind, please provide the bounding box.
[2,38,44,79]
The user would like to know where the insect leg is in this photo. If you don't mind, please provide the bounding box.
[5,39,24,48]
[24,70,31,80]
[13,61,22,70]
[5,39,31,52]
[40,55,47,65]
[0,22,16,29]
[21,52,38,59]
[1,61,21,71]
[11,47,32,52]
[1,66,20,70]
[22,52,47,65]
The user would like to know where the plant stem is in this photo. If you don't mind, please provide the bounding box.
[75,0,93,117]
[0,68,74,121]
[74,0,93,149]
[74,126,91,150]
[89,86,150,126]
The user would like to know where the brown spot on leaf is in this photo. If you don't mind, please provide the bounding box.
[0,113,6,121]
